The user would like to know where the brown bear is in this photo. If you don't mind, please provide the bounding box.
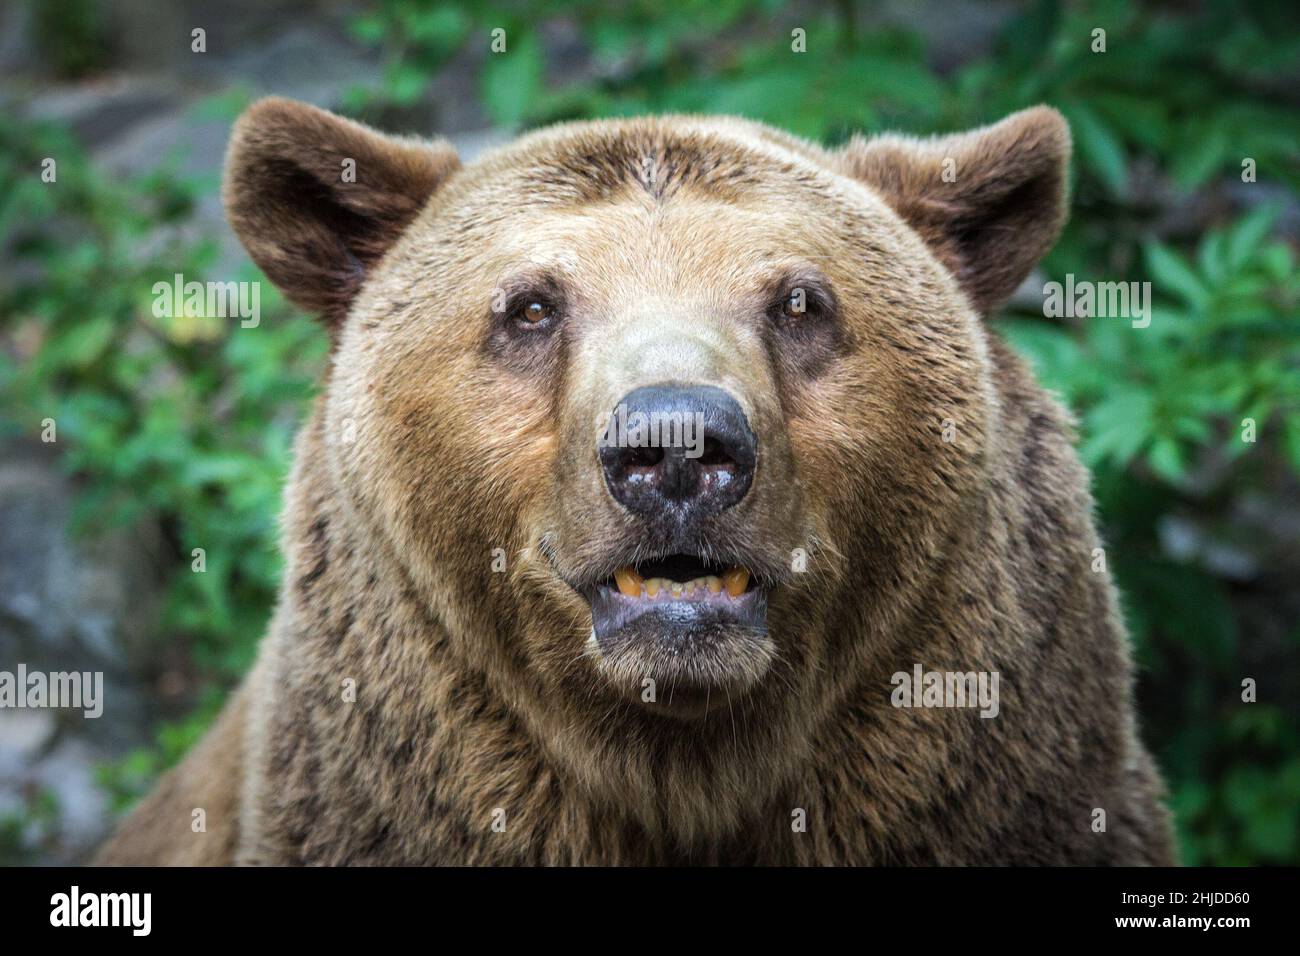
[96,98,1175,865]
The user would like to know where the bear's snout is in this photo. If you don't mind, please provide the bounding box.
[597,384,756,524]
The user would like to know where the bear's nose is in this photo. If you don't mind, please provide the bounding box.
[599,384,756,520]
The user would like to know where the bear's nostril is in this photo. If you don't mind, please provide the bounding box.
[698,437,734,469]
[624,446,664,472]
[598,384,756,521]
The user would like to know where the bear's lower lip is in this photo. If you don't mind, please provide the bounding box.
[587,580,767,644]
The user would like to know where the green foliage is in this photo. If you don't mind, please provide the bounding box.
[3,0,1298,863]
[0,787,60,865]
[0,116,325,676]
[0,115,325,812]
[1003,206,1299,482]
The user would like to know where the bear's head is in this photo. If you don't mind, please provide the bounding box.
[224,100,1068,775]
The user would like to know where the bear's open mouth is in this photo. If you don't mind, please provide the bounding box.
[598,553,757,601]
[586,552,766,649]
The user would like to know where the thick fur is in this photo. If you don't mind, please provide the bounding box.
[97,100,1175,865]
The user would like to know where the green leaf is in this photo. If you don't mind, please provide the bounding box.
[1147,437,1185,483]
[383,61,428,106]
[1145,242,1209,309]
[349,14,387,45]
[57,315,116,368]
[1170,120,1230,190]
[1082,389,1155,466]
[1065,102,1128,196]
[407,7,468,47]
[1197,230,1227,285]
[1225,204,1281,271]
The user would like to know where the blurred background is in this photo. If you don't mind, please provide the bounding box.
[1,0,1297,865]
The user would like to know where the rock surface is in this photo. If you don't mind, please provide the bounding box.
[0,443,163,863]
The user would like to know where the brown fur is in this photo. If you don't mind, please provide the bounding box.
[96,100,1175,865]
[95,686,246,864]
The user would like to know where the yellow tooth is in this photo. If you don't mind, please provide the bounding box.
[645,578,662,598]
[615,567,643,598]
[671,582,684,597]
[722,567,749,597]
[706,575,722,594]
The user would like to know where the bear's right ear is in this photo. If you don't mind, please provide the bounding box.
[837,106,1070,316]
[222,97,460,328]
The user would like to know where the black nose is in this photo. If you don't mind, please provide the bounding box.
[599,384,757,521]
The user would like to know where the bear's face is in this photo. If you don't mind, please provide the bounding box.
[225,102,1068,727]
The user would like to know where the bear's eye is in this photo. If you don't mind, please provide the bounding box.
[765,270,836,329]
[774,285,826,322]
[519,300,553,324]
[507,296,558,330]
[781,289,808,318]
[492,275,566,345]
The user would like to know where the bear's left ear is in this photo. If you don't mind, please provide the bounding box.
[837,106,1070,315]
[223,97,461,329]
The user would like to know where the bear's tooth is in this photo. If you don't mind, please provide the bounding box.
[722,567,749,597]
[645,578,663,598]
[706,575,723,594]
[671,582,684,598]
[615,567,643,598]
